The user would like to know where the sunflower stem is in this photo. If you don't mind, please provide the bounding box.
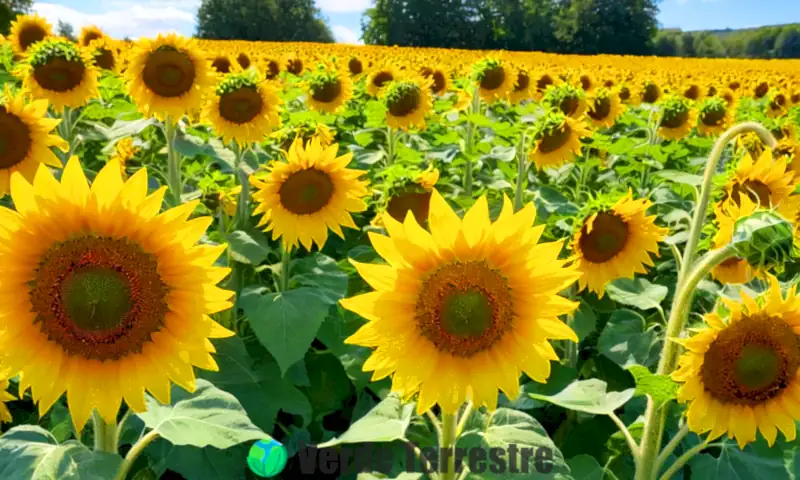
[455,401,473,437]
[658,440,715,480]
[425,410,443,444]
[164,117,182,206]
[655,423,689,471]
[279,244,291,292]
[233,142,251,230]
[463,88,480,197]
[386,127,396,165]
[609,412,641,460]
[440,412,459,480]
[114,430,160,480]
[514,132,528,212]
[91,411,117,454]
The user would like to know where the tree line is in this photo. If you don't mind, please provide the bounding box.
[655,25,800,59]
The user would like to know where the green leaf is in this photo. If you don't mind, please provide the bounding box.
[626,365,679,410]
[529,379,635,415]
[457,409,570,479]
[572,301,597,342]
[242,287,331,375]
[505,363,577,410]
[598,309,659,367]
[145,440,251,480]
[318,393,415,447]
[226,230,271,265]
[291,253,349,304]
[136,379,266,450]
[47,402,73,443]
[317,310,383,391]
[690,440,788,480]
[606,278,668,312]
[0,426,123,479]
[654,170,703,186]
[96,118,156,141]
[303,350,355,419]
[567,455,607,480]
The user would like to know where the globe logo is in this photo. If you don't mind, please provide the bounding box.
[247,439,288,478]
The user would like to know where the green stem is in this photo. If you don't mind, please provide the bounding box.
[233,142,250,229]
[113,409,133,452]
[164,117,182,206]
[403,440,441,480]
[386,127,396,165]
[91,411,117,454]
[658,440,714,480]
[464,89,480,197]
[656,423,689,471]
[279,244,291,292]
[440,412,459,480]
[425,410,443,445]
[456,401,473,437]
[609,412,640,460]
[514,133,528,212]
[114,430,160,480]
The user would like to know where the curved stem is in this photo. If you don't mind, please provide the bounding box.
[92,411,117,454]
[464,89,480,197]
[164,117,182,206]
[609,412,640,460]
[658,440,714,480]
[425,410,443,444]
[113,409,133,451]
[514,133,528,211]
[656,423,689,471]
[456,401,474,437]
[440,412,459,480]
[403,439,441,480]
[114,430,160,480]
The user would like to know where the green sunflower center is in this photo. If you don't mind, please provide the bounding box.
[219,87,263,124]
[63,268,132,332]
[142,48,196,98]
[0,107,33,169]
[279,168,335,215]
[734,344,781,391]
[441,290,494,338]
[579,211,630,263]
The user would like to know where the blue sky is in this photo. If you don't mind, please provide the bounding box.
[32,0,800,44]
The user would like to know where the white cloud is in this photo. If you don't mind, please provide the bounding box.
[316,0,371,13]
[34,2,195,39]
[332,25,362,44]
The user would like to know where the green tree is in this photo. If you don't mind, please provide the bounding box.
[680,32,696,57]
[56,20,76,42]
[483,0,559,52]
[773,27,800,58]
[555,0,659,55]
[692,33,726,58]
[653,31,681,56]
[196,0,333,42]
[0,0,32,35]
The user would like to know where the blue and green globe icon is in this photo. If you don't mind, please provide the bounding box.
[247,438,288,478]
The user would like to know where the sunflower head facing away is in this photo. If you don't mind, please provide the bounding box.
[305,65,353,114]
[0,157,235,432]
[658,95,695,140]
[341,191,581,414]
[697,96,732,137]
[383,76,433,131]
[473,58,513,103]
[9,14,52,56]
[529,110,591,169]
[673,277,800,448]
[203,67,282,145]
[571,191,668,297]
[78,25,105,48]
[18,37,99,110]
[125,34,215,121]
[251,137,369,252]
[0,87,68,195]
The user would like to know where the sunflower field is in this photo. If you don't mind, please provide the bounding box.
[3,13,800,480]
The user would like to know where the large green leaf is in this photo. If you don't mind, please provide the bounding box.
[457,409,570,479]
[226,230,271,265]
[688,439,788,480]
[317,310,380,391]
[145,440,250,480]
[136,379,266,450]
[606,278,668,312]
[529,379,635,415]
[626,365,678,411]
[653,170,704,187]
[567,455,607,480]
[291,253,350,304]
[303,350,355,419]
[318,393,415,447]
[0,426,123,479]
[598,309,659,367]
[242,287,331,375]
[572,301,598,342]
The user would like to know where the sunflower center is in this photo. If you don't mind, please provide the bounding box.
[684,85,700,100]
[537,74,553,92]
[279,168,335,215]
[538,124,573,154]
[642,84,660,103]
[754,82,769,99]
[29,236,168,360]
[479,66,505,91]
[19,25,47,51]
[348,58,363,75]
[701,315,800,405]
[579,211,630,263]
[81,32,102,47]
[701,108,726,127]
[311,79,342,103]
[33,57,85,93]
[580,75,592,91]
[559,96,580,116]
[95,48,115,71]
[619,86,631,101]
[415,261,514,357]
[211,57,231,73]
[386,189,431,225]
[237,53,250,69]
[287,58,303,75]
[661,109,689,129]
[142,48,196,98]
[266,60,280,79]
[388,86,421,117]
[514,72,530,92]
[372,71,393,89]
[432,71,447,93]
[731,180,771,207]
[588,96,612,120]
[219,87,263,124]
[771,94,786,110]
[0,107,33,169]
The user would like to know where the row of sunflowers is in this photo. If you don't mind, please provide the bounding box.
[1,11,800,480]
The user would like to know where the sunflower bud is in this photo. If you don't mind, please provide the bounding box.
[731,210,794,269]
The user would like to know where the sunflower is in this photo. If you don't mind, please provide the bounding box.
[383,76,433,131]
[347,56,364,76]
[578,71,596,93]
[0,157,235,432]
[710,196,760,285]
[17,38,99,110]
[571,192,668,297]
[721,150,796,211]
[529,111,592,169]
[78,25,105,47]
[586,89,623,129]
[367,65,397,97]
[681,83,704,102]
[0,88,68,195]
[340,191,581,415]
[0,371,13,423]
[774,139,800,174]
[752,80,770,99]
[236,52,252,70]
[736,131,767,159]
[109,137,140,178]
[636,80,662,105]
[543,83,587,120]
[382,166,440,226]
[8,14,52,56]
[672,277,800,448]
[508,68,533,105]
[88,37,120,73]
[283,53,304,76]
[305,65,353,114]
[427,66,450,96]
[219,185,242,216]
[697,97,732,137]
[262,57,281,80]
[125,34,215,121]
[210,55,233,74]
[533,71,555,99]
[203,68,282,145]
[250,137,369,251]
[658,96,696,141]
[473,58,513,103]
[768,91,789,118]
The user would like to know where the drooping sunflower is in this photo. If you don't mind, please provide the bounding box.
[340,191,581,415]
[17,37,99,110]
[586,88,623,129]
[88,37,120,73]
[8,14,51,56]
[367,64,397,97]
[125,34,215,121]
[203,68,282,145]
[0,88,68,195]
[0,157,235,432]
[672,277,800,448]
[78,25,105,47]
[658,95,696,141]
[721,150,796,211]
[543,83,587,120]
[508,68,533,105]
[473,58,514,103]
[305,65,353,114]
[383,76,433,131]
[571,192,668,297]
[697,96,732,137]
[250,137,369,251]
[529,111,592,169]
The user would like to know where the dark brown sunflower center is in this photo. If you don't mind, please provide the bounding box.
[537,75,554,92]
[619,86,631,102]
[580,75,592,91]
[642,84,660,103]
[432,71,447,94]
[720,257,742,268]
[730,180,771,207]
[701,315,800,405]
[730,81,741,90]
[266,60,280,79]
[479,66,505,91]
[278,168,335,215]
[538,124,573,154]
[19,25,47,51]
[33,57,85,93]
[0,107,32,169]
[588,96,612,120]
[559,96,580,116]
[415,261,514,357]
[142,48,196,98]
[287,58,303,75]
[219,87,263,124]
[237,53,251,69]
[311,79,342,103]
[348,58,363,75]
[386,189,431,225]
[388,88,421,117]
[579,211,630,263]
[754,82,769,99]
[372,71,393,89]
[701,109,726,127]
[211,57,231,73]
[81,32,102,47]
[514,72,530,92]
[683,85,700,100]
[29,236,168,360]
[94,48,115,71]
[707,85,718,96]
[771,94,787,110]
[661,109,689,129]
[792,93,800,104]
